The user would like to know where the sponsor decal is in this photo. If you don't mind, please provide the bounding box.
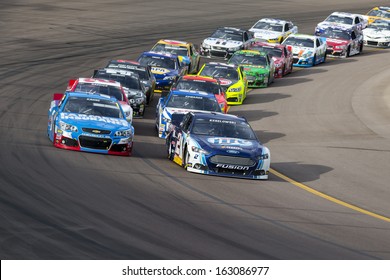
[226,150,240,154]
[207,137,253,147]
[218,78,233,86]
[61,113,128,126]
[151,67,170,74]
[216,164,250,170]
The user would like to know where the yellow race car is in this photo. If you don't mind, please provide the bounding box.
[151,39,201,74]
[365,6,390,24]
[198,62,248,105]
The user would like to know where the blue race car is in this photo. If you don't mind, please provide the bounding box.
[166,112,270,179]
[156,89,222,139]
[137,51,187,93]
[47,91,134,156]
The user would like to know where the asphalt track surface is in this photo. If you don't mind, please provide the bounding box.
[1,0,390,259]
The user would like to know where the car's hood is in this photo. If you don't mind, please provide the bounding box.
[249,29,282,39]
[363,29,390,38]
[326,38,349,46]
[59,112,129,130]
[203,37,242,48]
[290,46,314,56]
[123,88,144,98]
[193,135,263,157]
[242,65,268,73]
[150,67,177,78]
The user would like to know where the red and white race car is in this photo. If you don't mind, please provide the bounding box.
[247,40,293,78]
[67,77,133,123]
[322,26,364,57]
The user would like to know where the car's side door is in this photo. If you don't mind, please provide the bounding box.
[175,113,193,163]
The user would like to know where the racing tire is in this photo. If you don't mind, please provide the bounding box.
[166,136,175,161]
[346,46,351,57]
[323,53,327,63]
[183,147,189,170]
[267,74,271,86]
[359,43,363,54]
[312,54,316,66]
[290,63,293,74]
[282,65,286,77]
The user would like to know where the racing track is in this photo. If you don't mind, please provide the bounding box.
[1,0,390,259]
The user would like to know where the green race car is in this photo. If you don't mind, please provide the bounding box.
[228,50,275,88]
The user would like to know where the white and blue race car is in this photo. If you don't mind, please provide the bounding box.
[166,112,270,180]
[282,34,327,67]
[47,91,134,156]
[155,89,222,139]
[315,12,367,35]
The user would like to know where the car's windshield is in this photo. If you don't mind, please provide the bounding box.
[367,9,390,19]
[283,37,314,48]
[325,15,353,25]
[229,53,267,66]
[151,44,189,57]
[166,94,220,111]
[322,29,351,40]
[210,30,243,41]
[252,22,283,32]
[94,73,142,90]
[368,21,390,30]
[191,118,257,140]
[249,45,283,57]
[63,96,123,118]
[199,65,239,81]
[74,83,124,101]
[138,55,177,69]
[175,79,221,95]
[106,63,149,80]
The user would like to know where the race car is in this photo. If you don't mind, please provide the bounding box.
[322,26,363,57]
[156,89,221,139]
[249,18,298,43]
[197,62,248,105]
[137,51,187,93]
[228,50,275,87]
[93,68,147,118]
[200,27,253,58]
[246,40,293,78]
[363,19,390,48]
[105,60,156,105]
[171,75,228,113]
[165,112,270,180]
[151,39,200,74]
[47,91,134,156]
[66,77,133,123]
[315,12,368,35]
[282,34,327,67]
[365,6,390,24]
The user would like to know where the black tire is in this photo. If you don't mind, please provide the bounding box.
[183,147,189,169]
[359,42,363,54]
[166,136,175,161]
[346,46,351,57]
[323,53,327,63]
[282,65,286,77]
[267,73,271,86]
[312,54,316,66]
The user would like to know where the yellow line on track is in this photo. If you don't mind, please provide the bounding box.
[269,168,390,223]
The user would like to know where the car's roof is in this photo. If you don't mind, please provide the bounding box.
[205,62,237,68]
[97,68,140,79]
[217,27,246,33]
[77,77,121,87]
[234,49,267,56]
[250,40,284,49]
[257,18,290,24]
[287,33,317,39]
[192,111,246,122]
[65,91,117,101]
[140,51,178,59]
[170,89,216,98]
[181,75,218,83]
[329,11,359,18]
[110,59,143,66]
[157,39,190,46]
